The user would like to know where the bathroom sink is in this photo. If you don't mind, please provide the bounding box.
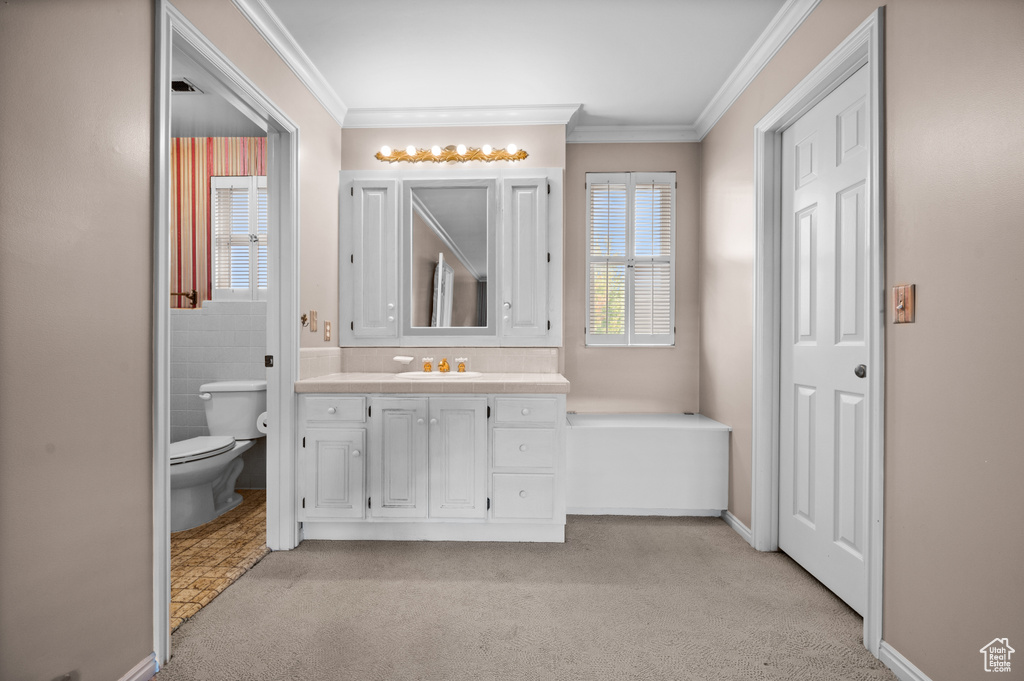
[395,371,483,379]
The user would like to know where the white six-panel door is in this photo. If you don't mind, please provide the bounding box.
[779,65,870,615]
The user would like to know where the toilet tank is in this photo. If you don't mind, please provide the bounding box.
[200,380,267,439]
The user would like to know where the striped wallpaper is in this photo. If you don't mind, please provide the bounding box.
[170,137,267,308]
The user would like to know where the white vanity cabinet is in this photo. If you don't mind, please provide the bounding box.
[490,397,561,521]
[426,398,488,519]
[298,396,367,520]
[297,392,565,542]
[368,396,487,519]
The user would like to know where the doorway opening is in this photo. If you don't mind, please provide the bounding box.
[153,2,300,666]
[750,9,885,657]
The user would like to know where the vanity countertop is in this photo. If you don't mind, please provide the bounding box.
[295,372,570,394]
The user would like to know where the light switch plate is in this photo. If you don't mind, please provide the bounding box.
[892,284,915,323]
[324,321,331,342]
[309,310,317,332]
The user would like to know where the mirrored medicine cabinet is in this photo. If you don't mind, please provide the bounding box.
[338,168,563,347]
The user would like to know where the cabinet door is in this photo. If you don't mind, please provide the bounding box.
[351,179,398,339]
[370,398,428,518]
[501,177,548,339]
[428,397,487,518]
[302,427,365,519]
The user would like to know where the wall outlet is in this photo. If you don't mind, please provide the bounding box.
[324,321,331,342]
[310,310,317,332]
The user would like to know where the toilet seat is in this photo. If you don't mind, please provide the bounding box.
[170,435,236,465]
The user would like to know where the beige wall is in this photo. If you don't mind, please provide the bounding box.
[565,144,700,413]
[700,1,1024,678]
[0,1,154,679]
[172,0,342,349]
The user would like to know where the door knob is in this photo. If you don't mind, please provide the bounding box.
[854,364,867,378]
[430,418,438,425]
[352,450,361,458]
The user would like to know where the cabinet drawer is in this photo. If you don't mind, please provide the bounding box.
[492,474,554,519]
[493,397,557,425]
[303,396,366,423]
[493,428,556,468]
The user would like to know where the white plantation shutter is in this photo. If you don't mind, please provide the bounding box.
[587,176,629,343]
[586,172,675,346]
[211,176,268,300]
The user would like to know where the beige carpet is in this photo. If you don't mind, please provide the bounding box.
[156,516,897,681]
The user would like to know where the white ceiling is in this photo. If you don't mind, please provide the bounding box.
[260,0,793,137]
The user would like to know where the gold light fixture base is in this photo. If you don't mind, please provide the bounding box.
[376,145,528,164]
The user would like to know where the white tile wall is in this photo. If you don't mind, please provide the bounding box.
[170,301,268,488]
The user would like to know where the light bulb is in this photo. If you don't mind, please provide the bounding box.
[431,145,441,156]
[380,145,392,157]
[482,144,492,156]
[456,144,467,156]
[405,145,417,156]
[506,143,518,155]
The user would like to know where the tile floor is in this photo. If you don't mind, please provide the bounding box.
[170,489,269,631]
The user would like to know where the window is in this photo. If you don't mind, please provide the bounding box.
[210,176,267,301]
[586,172,675,346]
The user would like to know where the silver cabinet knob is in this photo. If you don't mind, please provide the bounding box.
[503,301,512,310]
[430,418,438,425]
[519,444,528,452]
[521,408,530,416]
[519,490,528,498]
[387,303,395,310]
[352,450,361,457]
[387,316,395,322]
[417,418,425,424]
[327,407,337,415]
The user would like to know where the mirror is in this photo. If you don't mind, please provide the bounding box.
[340,168,562,347]
[405,180,496,335]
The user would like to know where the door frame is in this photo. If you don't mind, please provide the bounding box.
[153,0,301,664]
[750,9,885,656]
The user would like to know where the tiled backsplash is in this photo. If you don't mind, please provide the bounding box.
[299,347,342,379]
[171,301,267,489]
[300,347,560,379]
[300,347,560,375]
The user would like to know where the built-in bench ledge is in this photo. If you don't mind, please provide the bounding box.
[295,372,570,395]
[566,413,730,516]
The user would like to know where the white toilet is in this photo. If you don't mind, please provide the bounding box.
[170,379,267,533]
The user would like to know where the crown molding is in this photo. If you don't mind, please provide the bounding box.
[343,104,583,131]
[567,125,699,144]
[693,0,821,140]
[231,0,348,127]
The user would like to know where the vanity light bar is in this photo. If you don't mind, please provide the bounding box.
[375,144,527,163]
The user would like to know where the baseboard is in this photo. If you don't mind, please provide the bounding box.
[301,521,565,543]
[721,510,754,546]
[568,508,722,517]
[119,653,158,681]
[878,642,933,681]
